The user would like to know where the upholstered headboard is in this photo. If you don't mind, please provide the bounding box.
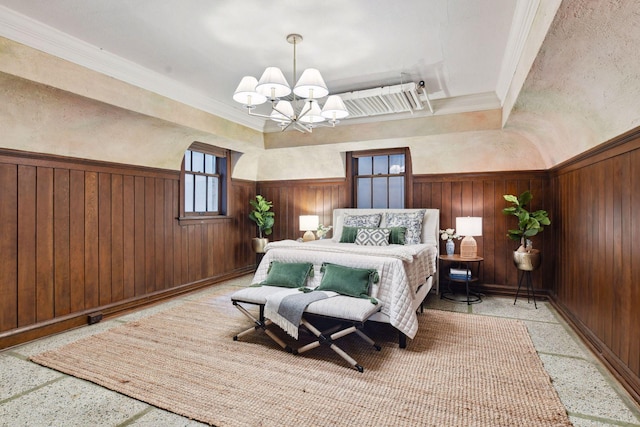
[332,208,440,246]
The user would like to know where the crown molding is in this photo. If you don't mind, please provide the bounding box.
[430,92,501,115]
[495,0,540,104]
[0,5,265,132]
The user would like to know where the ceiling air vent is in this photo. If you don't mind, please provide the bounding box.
[335,82,430,119]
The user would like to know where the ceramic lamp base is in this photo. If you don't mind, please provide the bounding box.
[302,230,316,242]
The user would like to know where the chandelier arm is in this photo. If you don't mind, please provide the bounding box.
[294,121,313,133]
[296,100,314,121]
[280,120,296,132]
[271,104,295,122]
[313,120,338,128]
[247,110,274,120]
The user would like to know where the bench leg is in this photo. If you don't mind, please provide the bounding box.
[232,301,292,352]
[295,318,380,372]
[355,329,382,351]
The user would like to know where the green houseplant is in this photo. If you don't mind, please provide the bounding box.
[249,195,274,253]
[502,190,550,271]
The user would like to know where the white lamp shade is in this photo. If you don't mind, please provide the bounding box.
[293,68,329,99]
[233,76,267,106]
[256,67,291,99]
[456,217,483,236]
[321,95,349,120]
[299,100,326,124]
[270,100,294,122]
[299,215,319,231]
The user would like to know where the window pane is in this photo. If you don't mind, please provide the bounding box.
[373,156,389,175]
[389,176,405,208]
[183,146,227,217]
[372,177,388,208]
[389,154,405,174]
[207,177,219,212]
[358,157,372,175]
[192,151,204,173]
[357,177,372,208]
[205,154,215,174]
[194,175,206,212]
[185,173,194,212]
[185,150,192,171]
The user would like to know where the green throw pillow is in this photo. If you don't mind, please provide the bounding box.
[388,227,407,245]
[260,262,313,288]
[316,263,377,299]
[339,226,360,243]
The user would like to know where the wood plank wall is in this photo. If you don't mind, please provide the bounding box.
[0,149,256,348]
[550,127,640,402]
[412,172,553,292]
[256,179,351,242]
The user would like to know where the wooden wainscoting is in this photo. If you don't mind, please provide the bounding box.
[0,149,256,349]
[550,127,640,403]
[412,172,553,293]
[257,178,350,242]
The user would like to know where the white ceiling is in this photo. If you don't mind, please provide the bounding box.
[0,0,543,132]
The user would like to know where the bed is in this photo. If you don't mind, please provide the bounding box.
[251,208,439,347]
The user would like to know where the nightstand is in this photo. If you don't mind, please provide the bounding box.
[439,254,483,305]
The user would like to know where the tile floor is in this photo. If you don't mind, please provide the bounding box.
[1,275,639,427]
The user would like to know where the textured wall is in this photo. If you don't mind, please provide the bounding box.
[0,37,263,172]
[252,129,547,181]
[2,0,639,178]
[507,0,640,167]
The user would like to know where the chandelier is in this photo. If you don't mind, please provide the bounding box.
[233,33,349,133]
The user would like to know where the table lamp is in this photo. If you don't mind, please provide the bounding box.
[299,215,319,242]
[456,217,482,258]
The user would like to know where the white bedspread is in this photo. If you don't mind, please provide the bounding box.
[252,240,437,339]
[264,239,429,263]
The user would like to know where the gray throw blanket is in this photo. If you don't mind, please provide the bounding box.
[264,290,335,339]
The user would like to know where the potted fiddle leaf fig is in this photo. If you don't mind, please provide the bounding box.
[502,190,550,271]
[249,195,275,253]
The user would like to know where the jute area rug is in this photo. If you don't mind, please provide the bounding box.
[31,291,572,427]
